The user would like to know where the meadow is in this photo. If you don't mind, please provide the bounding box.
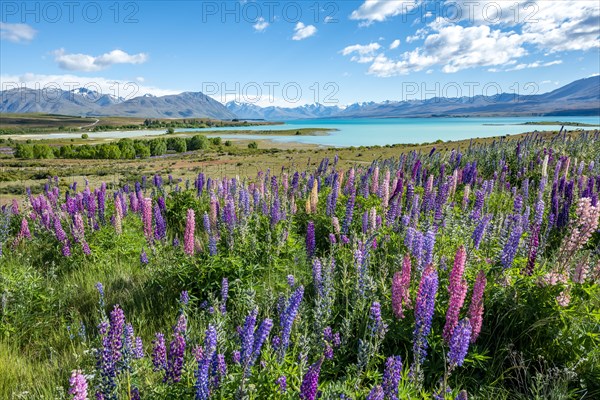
[0,131,599,399]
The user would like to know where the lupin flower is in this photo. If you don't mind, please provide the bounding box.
[382,356,402,400]
[306,221,316,259]
[467,270,486,343]
[68,370,88,400]
[152,333,167,371]
[312,258,323,296]
[184,208,196,256]
[114,199,123,235]
[276,375,287,393]
[472,214,492,250]
[220,278,229,314]
[448,319,472,368]
[195,325,218,400]
[154,203,166,240]
[142,198,153,241]
[278,285,304,361]
[299,357,324,400]
[140,249,149,265]
[392,255,412,319]
[366,385,384,400]
[20,217,32,239]
[422,230,436,268]
[500,216,522,269]
[455,390,468,400]
[412,264,438,374]
[368,301,388,339]
[443,246,468,342]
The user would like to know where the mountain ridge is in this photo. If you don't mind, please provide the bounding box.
[1,76,598,120]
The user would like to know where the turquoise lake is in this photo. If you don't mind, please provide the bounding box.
[25,116,600,147]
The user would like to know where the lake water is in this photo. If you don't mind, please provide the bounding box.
[20,116,600,147]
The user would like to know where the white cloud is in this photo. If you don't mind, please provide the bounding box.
[366,25,526,77]
[350,0,418,26]
[506,60,562,71]
[1,73,178,98]
[0,22,37,43]
[53,49,148,72]
[253,17,269,32]
[389,39,401,49]
[341,42,382,63]
[292,22,317,40]
[347,1,599,76]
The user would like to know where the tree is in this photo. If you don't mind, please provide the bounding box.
[187,135,209,151]
[14,144,34,159]
[118,139,136,159]
[150,139,167,156]
[167,127,175,134]
[81,133,89,139]
[33,144,54,159]
[134,142,151,158]
[248,141,258,149]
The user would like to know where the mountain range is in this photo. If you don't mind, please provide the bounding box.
[1,76,598,120]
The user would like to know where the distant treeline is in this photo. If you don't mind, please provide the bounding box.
[14,135,223,160]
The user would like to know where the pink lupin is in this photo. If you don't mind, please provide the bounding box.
[184,209,196,256]
[468,270,487,343]
[443,246,468,342]
[392,254,412,318]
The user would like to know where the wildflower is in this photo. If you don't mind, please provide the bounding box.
[195,325,218,400]
[142,198,153,241]
[382,356,402,400]
[152,333,167,372]
[140,249,149,265]
[422,230,436,268]
[412,264,438,376]
[312,258,323,296]
[276,375,287,393]
[184,209,196,256]
[472,214,491,250]
[299,357,323,400]
[443,246,468,342]
[556,289,571,307]
[220,278,229,314]
[154,203,166,240]
[180,291,190,307]
[500,216,522,269]
[114,199,123,235]
[366,385,384,400]
[448,319,472,368]
[467,271,486,343]
[306,221,316,259]
[368,301,388,339]
[278,285,304,361]
[287,274,295,287]
[68,370,88,400]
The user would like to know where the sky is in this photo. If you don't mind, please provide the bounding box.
[1,0,599,107]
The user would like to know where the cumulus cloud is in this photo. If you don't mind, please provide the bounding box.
[341,42,382,63]
[292,22,317,40]
[0,22,37,43]
[389,39,401,49]
[347,1,599,75]
[0,73,178,98]
[350,0,418,26]
[367,25,526,77]
[253,17,269,32]
[53,49,148,72]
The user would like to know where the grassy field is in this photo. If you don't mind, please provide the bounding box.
[0,113,278,135]
[0,129,598,399]
[0,128,594,200]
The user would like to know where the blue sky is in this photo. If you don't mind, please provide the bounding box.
[1,1,599,106]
